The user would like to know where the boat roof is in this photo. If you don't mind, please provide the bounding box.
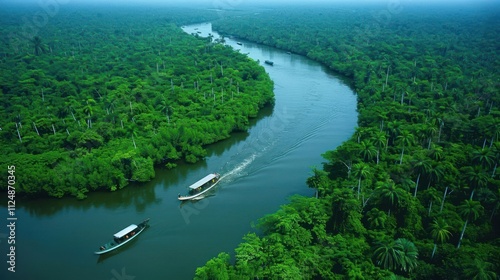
[114,224,138,238]
[188,173,218,189]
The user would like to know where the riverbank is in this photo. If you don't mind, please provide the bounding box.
[195,4,500,279]
[0,18,357,280]
[0,7,274,199]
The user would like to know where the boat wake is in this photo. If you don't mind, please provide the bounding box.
[219,153,257,184]
[271,107,340,163]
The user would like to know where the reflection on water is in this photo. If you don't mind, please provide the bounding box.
[20,180,161,217]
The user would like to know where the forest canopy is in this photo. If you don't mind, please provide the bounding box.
[0,6,274,198]
[196,3,500,279]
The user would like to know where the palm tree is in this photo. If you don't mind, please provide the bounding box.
[157,97,172,124]
[373,238,418,273]
[430,115,444,142]
[422,187,442,215]
[406,91,417,107]
[396,130,415,165]
[426,161,445,190]
[359,140,377,162]
[366,208,387,229]
[439,184,458,214]
[463,258,497,280]
[32,36,47,55]
[428,144,444,162]
[411,153,432,197]
[375,180,406,216]
[374,241,403,271]
[490,142,499,177]
[424,122,438,149]
[372,131,387,164]
[354,127,365,143]
[457,199,484,248]
[352,163,370,199]
[395,238,418,273]
[386,120,401,146]
[83,98,96,117]
[463,166,489,200]
[375,110,388,132]
[430,218,452,258]
[472,147,494,168]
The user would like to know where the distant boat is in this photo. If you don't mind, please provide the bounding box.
[178,173,220,201]
[94,218,150,255]
[236,42,242,45]
[264,60,274,66]
[286,51,292,55]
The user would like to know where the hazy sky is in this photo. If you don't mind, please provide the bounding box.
[2,0,495,6]
[1,0,496,13]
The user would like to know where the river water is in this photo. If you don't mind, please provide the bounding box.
[0,22,356,280]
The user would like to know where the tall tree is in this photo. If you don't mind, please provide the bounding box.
[352,163,370,200]
[430,218,452,258]
[396,130,415,165]
[375,180,406,216]
[422,187,442,215]
[463,166,489,200]
[472,147,495,168]
[457,199,484,248]
[359,139,377,162]
[372,130,387,164]
[411,153,432,197]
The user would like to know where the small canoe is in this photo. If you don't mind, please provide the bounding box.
[94,218,150,255]
[264,60,274,66]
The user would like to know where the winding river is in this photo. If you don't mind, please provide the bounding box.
[0,23,356,280]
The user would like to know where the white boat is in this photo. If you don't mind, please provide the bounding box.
[94,218,150,255]
[178,173,220,201]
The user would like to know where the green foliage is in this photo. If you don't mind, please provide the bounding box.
[0,6,274,198]
[463,258,498,280]
[197,3,500,279]
[194,253,234,280]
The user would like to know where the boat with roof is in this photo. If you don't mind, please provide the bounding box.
[178,173,220,201]
[94,218,150,255]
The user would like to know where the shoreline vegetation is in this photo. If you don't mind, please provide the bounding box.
[195,4,500,280]
[0,6,274,199]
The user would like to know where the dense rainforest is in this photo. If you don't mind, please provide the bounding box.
[0,6,274,198]
[195,3,500,280]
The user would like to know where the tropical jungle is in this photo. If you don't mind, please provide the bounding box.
[193,2,500,280]
[0,5,274,199]
[0,1,498,280]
